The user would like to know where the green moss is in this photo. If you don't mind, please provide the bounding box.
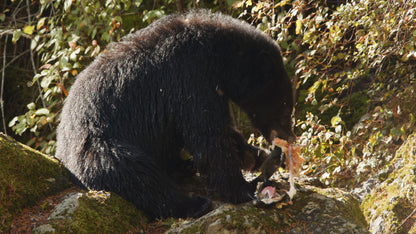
[0,133,71,232]
[361,133,416,233]
[182,222,205,234]
[233,191,359,232]
[168,185,368,233]
[52,191,147,233]
[221,210,247,231]
[310,187,368,228]
[391,198,413,223]
[215,204,293,233]
[377,170,389,182]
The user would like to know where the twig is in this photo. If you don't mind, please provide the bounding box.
[2,49,30,70]
[0,29,33,39]
[398,206,416,230]
[1,34,8,135]
[0,29,12,36]
[175,0,184,13]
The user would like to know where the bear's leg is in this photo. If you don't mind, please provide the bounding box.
[78,138,212,219]
[187,129,258,204]
[229,128,268,171]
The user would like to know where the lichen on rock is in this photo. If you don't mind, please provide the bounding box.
[3,130,416,233]
[0,133,71,232]
[41,190,148,233]
[167,183,369,233]
[361,133,416,233]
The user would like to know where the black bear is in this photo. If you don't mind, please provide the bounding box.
[56,10,295,219]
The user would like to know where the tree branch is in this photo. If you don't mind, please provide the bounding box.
[0,29,32,39]
[175,0,184,13]
[1,34,8,135]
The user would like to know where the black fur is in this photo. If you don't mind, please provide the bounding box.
[56,10,294,219]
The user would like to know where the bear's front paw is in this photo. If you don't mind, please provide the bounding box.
[228,181,257,204]
[176,195,213,218]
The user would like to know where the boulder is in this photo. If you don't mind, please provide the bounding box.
[4,132,416,233]
[0,133,147,233]
[166,184,368,233]
[0,133,70,232]
[361,133,416,234]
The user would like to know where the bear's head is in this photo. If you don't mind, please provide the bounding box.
[234,50,296,143]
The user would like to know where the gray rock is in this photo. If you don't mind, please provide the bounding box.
[167,184,369,233]
[33,224,55,233]
[352,178,379,201]
[48,192,83,220]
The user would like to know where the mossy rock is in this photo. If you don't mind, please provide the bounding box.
[0,133,71,232]
[167,184,369,233]
[0,133,148,232]
[36,190,147,233]
[361,133,416,233]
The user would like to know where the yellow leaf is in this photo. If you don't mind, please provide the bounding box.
[275,0,290,7]
[23,25,35,35]
[252,2,264,13]
[308,80,321,93]
[295,19,302,35]
[331,116,341,127]
[70,69,78,76]
[12,30,22,44]
[232,1,244,8]
[37,17,46,30]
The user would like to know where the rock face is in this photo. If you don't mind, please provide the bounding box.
[47,192,83,220]
[2,132,416,233]
[0,133,147,233]
[33,191,147,233]
[167,185,369,233]
[0,133,71,232]
[361,133,416,234]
